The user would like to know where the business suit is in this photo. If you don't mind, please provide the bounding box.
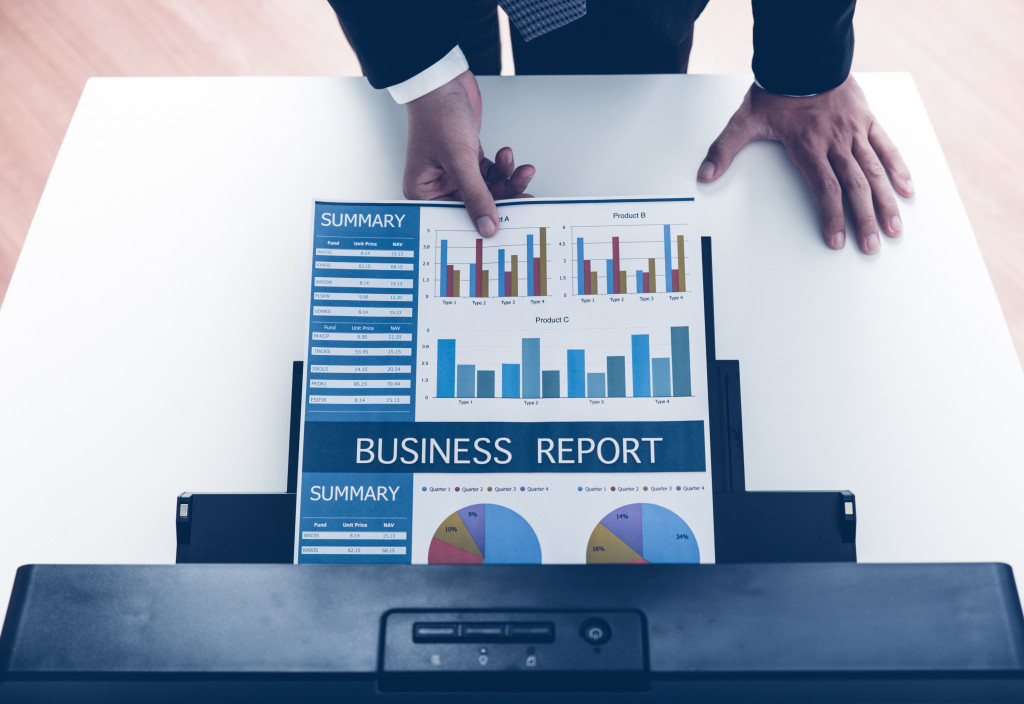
[327,0,856,97]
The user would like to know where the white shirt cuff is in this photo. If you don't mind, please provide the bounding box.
[387,46,469,104]
[753,77,818,98]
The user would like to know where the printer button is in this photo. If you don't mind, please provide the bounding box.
[413,623,459,641]
[509,622,555,641]
[461,623,507,639]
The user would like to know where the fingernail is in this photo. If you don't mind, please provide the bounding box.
[890,215,903,234]
[476,216,497,237]
[830,231,846,249]
[698,160,716,181]
[904,179,915,195]
[523,173,533,188]
[865,233,880,253]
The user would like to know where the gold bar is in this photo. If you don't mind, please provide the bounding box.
[648,258,657,293]
[482,269,489,298]
[539,227,548,296]
[511,255,519,296]
[619,270,627,295]
[452,269,461,297]
[590,271,598,295]
[677,235,686,292]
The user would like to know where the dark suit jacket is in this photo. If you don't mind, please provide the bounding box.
[328,0,855,97]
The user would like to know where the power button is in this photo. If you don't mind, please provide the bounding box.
[579,617,612,646]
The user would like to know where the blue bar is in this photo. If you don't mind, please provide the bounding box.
[606,259,614,295]
[542,370,560,398]
[631,334,651,397]
[664,225,673,293]
[567,350,586,397]
[469,263,476,298]
[440,239,448,297]
[607,356,626,397]
[522,338,540,398]
[457,364,476,398]
[635,270,643,294]
[587,373,606,398]
[477,370,495,398]
[498,249,506,297]
[502,364,521,398]
[437,339,456,398]
[671,326,692,396]
[576,237,585,295]
[527,234,534,297]
[652,357,671,397]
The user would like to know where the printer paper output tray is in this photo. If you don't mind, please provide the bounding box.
[175,357,858,565]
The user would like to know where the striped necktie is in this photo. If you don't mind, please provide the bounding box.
[499,0,587,41]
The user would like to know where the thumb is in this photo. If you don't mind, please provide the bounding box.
[698,110,760,183]
[448,149,498,237]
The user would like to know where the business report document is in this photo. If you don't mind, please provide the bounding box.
[295,197,715,565]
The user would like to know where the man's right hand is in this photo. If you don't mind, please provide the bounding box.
[404,70,535,237]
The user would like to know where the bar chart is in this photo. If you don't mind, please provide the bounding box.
[572,224,688,296]
[436,227,551,298]
[434,326,692,400]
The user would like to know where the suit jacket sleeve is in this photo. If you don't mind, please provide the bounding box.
[326,1,461,89]
[751,0,856,96]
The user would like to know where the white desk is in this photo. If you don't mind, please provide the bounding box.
[2,74,1022,605]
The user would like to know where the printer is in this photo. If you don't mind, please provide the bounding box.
[3,238,1022,702]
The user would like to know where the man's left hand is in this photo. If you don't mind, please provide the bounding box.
[698,75,914,254]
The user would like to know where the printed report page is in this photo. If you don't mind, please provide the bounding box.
[295,197,715,565]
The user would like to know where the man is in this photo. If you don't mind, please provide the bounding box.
[328,1,914,255]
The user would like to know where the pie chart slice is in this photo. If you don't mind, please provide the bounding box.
[586,503,700,564]
[586,523,642,563]
[428,504,541,564]
[428,537,484,564]
[599,503,644,554]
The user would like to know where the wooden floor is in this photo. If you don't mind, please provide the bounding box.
[3,0,1022,364]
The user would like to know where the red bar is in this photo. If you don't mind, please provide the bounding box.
[533,258,541,296]
[475,239,483,297]
[446,265,455,297]
[642,272,650,293]
[612,237,621,294]
[504,271,511,296]
[583,260,592,295]
[672,269,679,292]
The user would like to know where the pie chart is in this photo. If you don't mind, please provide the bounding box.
[428,504,542,564]
[586,503,700,564]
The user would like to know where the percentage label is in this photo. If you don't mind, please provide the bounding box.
[592,545,606,552]
[676,533,690,540]
[616,513,629,519]
[467,511,478,517]
[445,526,458,533]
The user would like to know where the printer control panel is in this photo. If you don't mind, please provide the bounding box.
[380,610,647,691]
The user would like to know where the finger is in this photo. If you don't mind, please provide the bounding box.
[698,109,763,182]
[490,163,535,200]
[868,122,914,197]
[447,146,499,237]
[787,143,846,250]
[853,138,902,238]
[487,146,516,183]
[830,150,880,254]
